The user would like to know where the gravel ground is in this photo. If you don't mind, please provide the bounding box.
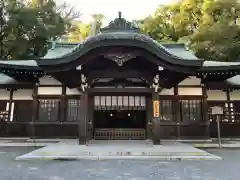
[0,147,238,180]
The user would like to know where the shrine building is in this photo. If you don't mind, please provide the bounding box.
[1,14,240,144]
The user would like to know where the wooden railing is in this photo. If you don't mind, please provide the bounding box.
[94,128,146,140]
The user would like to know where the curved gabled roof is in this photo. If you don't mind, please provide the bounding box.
[37,31,204,68]
[42,41,200,61]
[36,14,204,70]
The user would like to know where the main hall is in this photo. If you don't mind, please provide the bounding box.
[1,14,240,144]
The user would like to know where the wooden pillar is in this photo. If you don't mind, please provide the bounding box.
[174,86,180,139]
[7,89,14,122]
[78,91,88,144]
[31,85,38,139]
[146,96,153,140]
[225,89,231,121]
[201,84,209,138]
[152,91,160,144]
[60,85,67,122]
[87,95,93,140]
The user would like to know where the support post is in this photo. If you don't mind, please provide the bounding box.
[152,91,160,144]
[7,89,13,122]
[174,86,180,139]
[60,85,67,122]
[146,96,153,140]
[87,95,93,141]
[201,84,209,138]
[226,90,231,121]
[216,115,222,148]
[78,91,88,145]
[31,85,38,141]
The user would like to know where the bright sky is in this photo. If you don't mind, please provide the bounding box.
[56,0,176,24]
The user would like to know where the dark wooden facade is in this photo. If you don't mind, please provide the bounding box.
[0,85,207,140]
[1,79,240,143]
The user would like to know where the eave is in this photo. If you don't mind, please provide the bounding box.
[0,60,45,83]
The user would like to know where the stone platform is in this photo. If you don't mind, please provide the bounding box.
[15,140,222,161]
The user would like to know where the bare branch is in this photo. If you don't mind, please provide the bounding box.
[56,2,81,21]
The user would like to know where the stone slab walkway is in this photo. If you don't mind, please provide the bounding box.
[15,140,222,161]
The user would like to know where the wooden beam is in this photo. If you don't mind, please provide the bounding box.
[88,87,152,94]
[87,70,152,79]
[92,80,149,87]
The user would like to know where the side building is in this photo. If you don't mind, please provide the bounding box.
[0,15,240,143]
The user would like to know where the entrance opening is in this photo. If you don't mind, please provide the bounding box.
[93,95,147,140]
[94,110,146,129]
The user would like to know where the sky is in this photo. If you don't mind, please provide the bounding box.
[56,0,176,24]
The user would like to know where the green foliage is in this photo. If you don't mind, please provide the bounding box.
[0,0,70,60]
[190,22,240,61]
[67,21,91,42]
[140,0,240,61]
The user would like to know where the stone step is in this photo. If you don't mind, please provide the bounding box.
[34,151,210,156]
[15,141,222,161]
[16,155,221,161]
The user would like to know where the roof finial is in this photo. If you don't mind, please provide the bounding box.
[118,11,122,19]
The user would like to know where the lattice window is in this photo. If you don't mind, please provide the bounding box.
[38,99,60,121]
[160,100,173,121]
[67,99,81,122]
[94,96,146,110]
[180,100,202,121]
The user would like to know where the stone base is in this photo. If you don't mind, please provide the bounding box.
[15,140,222,161]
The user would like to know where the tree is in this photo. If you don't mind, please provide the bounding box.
[0,0,78,60]
[189,0,240,61]
[67,21,91,42]
[140,0,240,61]
[189,21,240,61]
[140,3,192,42]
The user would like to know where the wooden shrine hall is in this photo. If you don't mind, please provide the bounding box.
[1,13,240,144]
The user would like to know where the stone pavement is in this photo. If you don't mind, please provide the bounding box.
[15,140,221,161]
[0,147,239,180]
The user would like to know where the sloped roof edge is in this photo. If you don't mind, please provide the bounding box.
[41,40,200,61]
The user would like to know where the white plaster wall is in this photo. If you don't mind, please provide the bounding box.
[207,90,227,101]
[178,88,202,95]
[38,87,62,95]
[66,88,82,95]
[39,76,62,85]
[159,88,174,95]
[13,89,33,100]
[178,76,201,86]
[230,90,240,100]
[0,90,10,100]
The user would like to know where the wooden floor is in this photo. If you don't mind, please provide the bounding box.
[94,128,146,140]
